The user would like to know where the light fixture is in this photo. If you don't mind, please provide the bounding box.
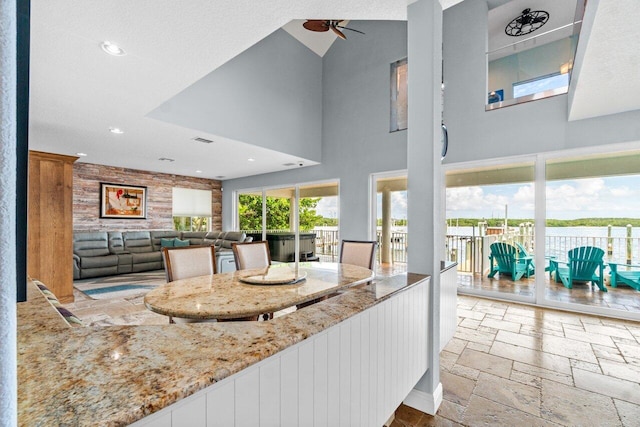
[560,61,573,75]
[109,127,124,134]
[505,8,549,37]
[248,158,255,162]
[76,152,88,157]
[100,41,126,56]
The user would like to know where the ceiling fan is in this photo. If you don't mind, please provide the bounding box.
[302,20,365,40]
[504,8,549,37]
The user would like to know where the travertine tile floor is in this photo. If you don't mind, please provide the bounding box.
[64,274,640,426]
[391,295,640,427]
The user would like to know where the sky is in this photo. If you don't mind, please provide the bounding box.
[313,175,640,221]
[446,175,640,220]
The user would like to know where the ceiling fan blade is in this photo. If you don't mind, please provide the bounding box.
[532,16,545,24]
[336,25,365,35]
[331,25,347,40]
[303,20,330,32]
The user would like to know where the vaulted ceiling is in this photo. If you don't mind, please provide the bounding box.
[28,0,640,180]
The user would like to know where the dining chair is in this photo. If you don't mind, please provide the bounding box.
[162,246,217,323]
[232,241,272,320]
[339,240,377,270]
[231,241,271,270]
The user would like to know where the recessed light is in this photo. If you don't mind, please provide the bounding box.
[101,41,126,56]
[109,127,124,134]
[248,158,255,162]
[76,152,88,157]
[195,170,202,174]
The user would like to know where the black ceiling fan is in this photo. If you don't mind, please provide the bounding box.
[505,8,549,37]
[302,20,365,40]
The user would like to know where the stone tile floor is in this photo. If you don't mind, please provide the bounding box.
[64,272,640,426]
[390,294,640,427]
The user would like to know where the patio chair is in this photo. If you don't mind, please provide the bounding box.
[553,246,607,292]
[488,242,532,281]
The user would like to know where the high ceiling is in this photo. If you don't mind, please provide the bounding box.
[28,0,640,181]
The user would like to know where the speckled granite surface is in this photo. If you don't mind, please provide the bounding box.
[144,262,375,320]
[18,272,428,427]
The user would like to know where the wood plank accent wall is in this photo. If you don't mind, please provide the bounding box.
[73,163,222,231]
[28,151,78,303]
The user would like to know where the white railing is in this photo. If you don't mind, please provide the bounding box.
[446,233,640,274]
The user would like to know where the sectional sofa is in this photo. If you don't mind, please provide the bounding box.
[72,230,249,280]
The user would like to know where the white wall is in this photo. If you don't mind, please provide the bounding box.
[443,1,640,164]
[0,1,17,425]
[222,20,408,240]
[149,29,323,162]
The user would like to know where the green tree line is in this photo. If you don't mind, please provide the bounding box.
[447,218,640,227]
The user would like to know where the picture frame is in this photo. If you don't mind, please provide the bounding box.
[100,183,147,219]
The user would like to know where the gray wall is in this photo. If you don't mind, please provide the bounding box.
[148,29,323,162]
[443,1,640,165]
[222,21,408,240]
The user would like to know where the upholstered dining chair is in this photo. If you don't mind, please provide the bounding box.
[162,246,217,323]
[232,241,272,320]
[339,240,377,270]
[231,241,271,270]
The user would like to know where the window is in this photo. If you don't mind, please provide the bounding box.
[513,72,569,99]
[172,188,212,231]
[390,58,408,132]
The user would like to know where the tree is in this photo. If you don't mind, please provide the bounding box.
[238,195,324,231]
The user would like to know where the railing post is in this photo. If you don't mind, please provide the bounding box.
[607,224,613,258]
[627,224,633,265]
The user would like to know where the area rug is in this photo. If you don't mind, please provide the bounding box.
[74,271,167,300]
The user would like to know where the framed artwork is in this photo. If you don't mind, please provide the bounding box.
[100,183,147,219]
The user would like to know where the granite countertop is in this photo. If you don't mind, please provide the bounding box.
[18,272,428,427]
[144,262,375,320]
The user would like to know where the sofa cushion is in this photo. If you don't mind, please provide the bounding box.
[123,231,153,253]
[81,254,118,269]
[174,238,190,247]
[180,231,207,246]
[74,232,110,257]
[161,238,175,248]
[151,230,181,251]
[132,251,162,264]
[108,231,125,254]
[220,231,247,249]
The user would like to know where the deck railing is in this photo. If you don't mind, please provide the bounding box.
[448,233,640,274]
[242,229,640,273]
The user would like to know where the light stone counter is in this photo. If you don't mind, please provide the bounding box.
[18,272,428,427]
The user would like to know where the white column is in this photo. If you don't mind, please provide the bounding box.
[0,0,18,425]
[404,0,443,415]
[381,186,392,263]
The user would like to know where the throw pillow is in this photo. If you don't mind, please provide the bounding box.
[160,238,175,248]
[174,238,190,247]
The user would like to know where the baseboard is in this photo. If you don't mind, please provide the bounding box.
[402,383,443,415]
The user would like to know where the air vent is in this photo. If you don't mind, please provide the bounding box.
[215,175,225,179]
[192,137,214,144]
[158,157,175,162]
[283,163,296,167]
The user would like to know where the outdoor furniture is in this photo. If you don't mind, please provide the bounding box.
[552,246,607,292]
[608,262,640,291]
[488,242,533,281]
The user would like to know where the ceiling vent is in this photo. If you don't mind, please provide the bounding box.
[158,157,175,162]
[283,163,296,167]
[192,137,214,144]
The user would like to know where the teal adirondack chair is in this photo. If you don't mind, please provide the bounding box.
[488,242,532,281]
[514,242,536,276]
[554,246,607,292]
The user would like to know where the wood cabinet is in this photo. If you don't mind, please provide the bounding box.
[28,151,78,303]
